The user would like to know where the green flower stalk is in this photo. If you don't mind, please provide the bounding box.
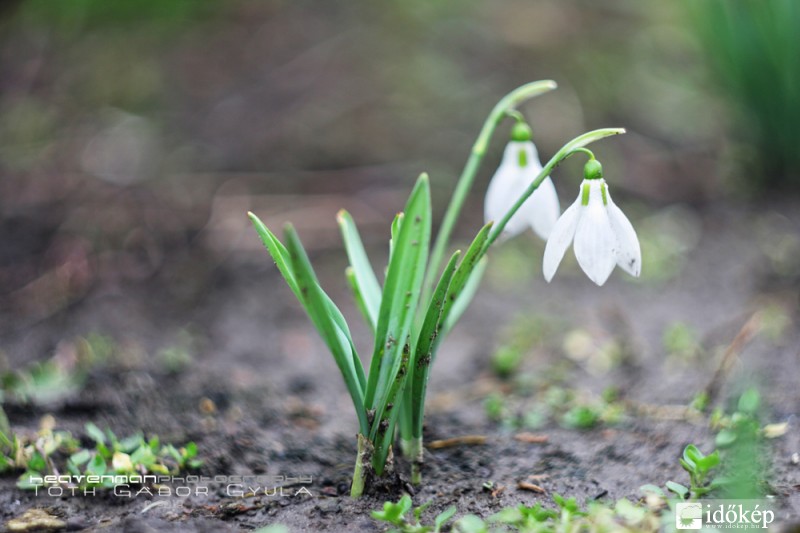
[248,81,629,496]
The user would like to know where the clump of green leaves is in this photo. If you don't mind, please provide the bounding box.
[643,390,773,503]
[484,385,626,431]
[0,415,80,482]
[371,494,456,533]
[641,444,721,502]
[1,333,117,405]
[455,494,661,533]
[2,417,201,490]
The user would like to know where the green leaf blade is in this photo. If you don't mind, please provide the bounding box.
[283,225,369,435]
[248,212,300,299]
[410,250,461,437]
[442,255,488,337]
[366,174,432,439]
[338,210,382,332]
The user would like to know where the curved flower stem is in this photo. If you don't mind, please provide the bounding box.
[483,128,626,252]
[570,147,596,160]
[504,109,527,124]
[421,80,558,304]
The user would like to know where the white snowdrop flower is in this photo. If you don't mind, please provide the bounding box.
[484,123,560,240]
[543,159,641,286]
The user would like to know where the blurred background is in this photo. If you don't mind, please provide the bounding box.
[1,0,798,379]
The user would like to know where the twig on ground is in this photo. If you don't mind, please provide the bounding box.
[427,435,487,449]
[517,481,546,493]
[514,432,549,444]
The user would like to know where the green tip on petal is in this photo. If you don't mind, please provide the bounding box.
[584,159,603,180]
[510,121,532,142]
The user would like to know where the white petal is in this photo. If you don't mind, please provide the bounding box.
[606,193,641,277]
[573,181,617,286]
[484,142,537,237]
[485,162,522,235]
[542,195,581,282]
[526,176,560,240]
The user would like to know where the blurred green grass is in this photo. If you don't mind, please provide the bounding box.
[688,0,800,188]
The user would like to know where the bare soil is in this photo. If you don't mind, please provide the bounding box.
[1,201,799,532]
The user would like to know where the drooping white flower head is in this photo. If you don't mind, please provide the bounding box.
[543,159,641,286]
[484,123,560,240]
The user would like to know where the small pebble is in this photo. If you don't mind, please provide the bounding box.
[199,397,217,414]
[6,509,66,532]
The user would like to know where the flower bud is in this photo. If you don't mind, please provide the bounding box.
[584,159,603,180]
[510,121,532,142]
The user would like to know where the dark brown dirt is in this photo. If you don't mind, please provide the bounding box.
[1,201,799,532]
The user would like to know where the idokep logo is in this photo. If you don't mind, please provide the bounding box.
[676,500,775,530]
[676,502,702,529]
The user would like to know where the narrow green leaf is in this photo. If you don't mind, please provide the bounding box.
[283,225,369,435]
[248,212,300,298]
[442,255,488,337]
[373,342,411,473]
[345,267,373,332]
[562,128,626,154]
[410,250,461,437]
[366,174,431,442]
[438,222,493,336]
[338,210,381,331]
[250,212,366,406]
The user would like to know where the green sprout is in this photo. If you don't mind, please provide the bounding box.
[2,417,201,490]
[250,80,628,496]
[455,494,661,533]
[371,494,456,533]
[662,321,701,360]
[1,333,117,406]
[483,383,625,431]
[652,444,721,501]
[677,444,720,497]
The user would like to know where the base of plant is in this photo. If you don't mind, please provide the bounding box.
[401,437,424,485]
[350,434,374,498]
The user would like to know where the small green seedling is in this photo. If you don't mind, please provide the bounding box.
[1,334,118,406]
[484,383,625,431]
[7,418,201,490]
[490,503,559,529]
[371,494,456,533]
[456,494,660,533]
[667,444,720,499]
